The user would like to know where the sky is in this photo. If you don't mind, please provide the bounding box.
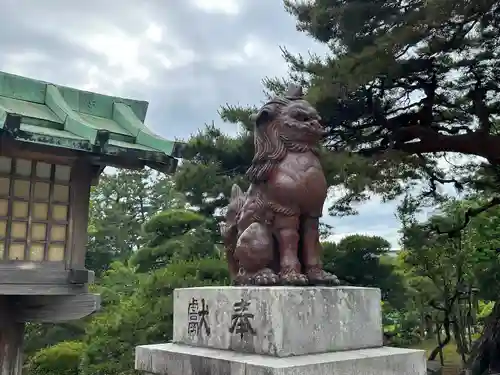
[0,0,426,248]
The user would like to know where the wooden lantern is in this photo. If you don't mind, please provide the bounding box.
[0,71,183,374]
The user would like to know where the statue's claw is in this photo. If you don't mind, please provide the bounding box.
[233,268,279,286]
[233,269,252,286]
[279,268,308,286]
[306,267,340,286]
[252,268,279,286]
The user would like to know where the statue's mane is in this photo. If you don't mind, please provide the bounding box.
[246,117,287,183]
[247,84,318,184]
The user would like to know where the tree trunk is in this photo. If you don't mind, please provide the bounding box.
[468,301,500,375]
[429,315,452,361]
[425,314,435,339]
[0,296,24,375]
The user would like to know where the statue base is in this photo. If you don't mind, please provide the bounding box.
[136,343,426,375]
[171,286,383,356]
[135,286,426,375]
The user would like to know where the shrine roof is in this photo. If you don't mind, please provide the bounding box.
[0,71,183,173]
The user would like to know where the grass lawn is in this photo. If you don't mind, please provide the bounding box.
[410,339,463,365]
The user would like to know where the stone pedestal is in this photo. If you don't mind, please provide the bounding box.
[135,286,426,375]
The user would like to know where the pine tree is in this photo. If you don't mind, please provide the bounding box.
[274,0,500,372]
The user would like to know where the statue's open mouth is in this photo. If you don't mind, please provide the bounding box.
[287,120,326,140]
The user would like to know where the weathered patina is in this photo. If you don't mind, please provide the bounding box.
[221,85,339,286]
[0,71,183,173]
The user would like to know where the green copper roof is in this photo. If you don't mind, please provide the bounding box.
[0,71,183,173]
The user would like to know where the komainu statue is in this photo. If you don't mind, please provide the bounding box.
[220,84,340,286]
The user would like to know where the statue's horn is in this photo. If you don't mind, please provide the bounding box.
[285,84,303,98]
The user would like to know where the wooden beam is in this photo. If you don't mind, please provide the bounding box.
[68,160,92,269]
[16,293,100,323]
[0,284,86,296]
[0,264,78,284]
[68,269,94,284]
[0,296,24,375]
[0,264,89,295]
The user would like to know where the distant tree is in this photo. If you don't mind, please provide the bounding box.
[251,1,500,372]
[26,341,85,375]
[129,208,220,272]
[86,168,186,275]
[322,235,407,307]
[398,196,500,365]
[173,123,253,219]
[80,257,229,375]
[23,322,86,360]
[95,261,144,309]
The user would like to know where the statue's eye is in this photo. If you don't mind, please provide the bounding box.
[294,111,309,121]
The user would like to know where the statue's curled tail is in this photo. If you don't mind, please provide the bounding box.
[220,184,246,279]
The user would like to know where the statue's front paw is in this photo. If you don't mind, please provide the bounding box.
[252,268,279,286]
[306,267,340,286]
[279,268,308,286]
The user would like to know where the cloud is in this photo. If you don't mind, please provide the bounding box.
[189,0,243,15]
[322,196,402,248]
[0,0,412,248]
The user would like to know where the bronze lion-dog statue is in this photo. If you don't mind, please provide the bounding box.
[220,84,339,286]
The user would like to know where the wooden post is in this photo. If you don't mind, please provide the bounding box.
[0,296,24,375]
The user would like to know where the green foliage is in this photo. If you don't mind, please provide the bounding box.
[174,125,252,218]
[96,261,143,308]
[26,341,85,375]
[401,196,500,301]
[460,201,500,301]
[130,209,220,272]
[80,257,229,375]
[87,168,186,275]
[23,322,87,358]
[252,0,500,218]
[322,235,407,308]
[22,0,500,365]
[478,301,495,320]
[397,195,500,364]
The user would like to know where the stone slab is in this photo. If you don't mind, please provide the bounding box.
[172,286,382,357]
[135,343,427,375]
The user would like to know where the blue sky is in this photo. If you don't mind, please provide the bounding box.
[0,0,428,248]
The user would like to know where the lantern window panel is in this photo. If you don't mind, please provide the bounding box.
[15,159,32,177]
[53,185,69,203]
[52,205,68,221]
[0,177,9,196]
[55,165,71,182]
[48,244,65,262]
[13,180,30,198]
[0,158,71,262]
[34,182,50,201]
[11,222,27,239]
[29,243,45,261]
[9,243,25,260]
[0,199,7,216]
[0,157,11,173]
[31,223,47,241]
[33,203,48,220]
[12,201,28,218]
[0,220,6,238]
[50,225,67,242]
[36,162,51,179]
